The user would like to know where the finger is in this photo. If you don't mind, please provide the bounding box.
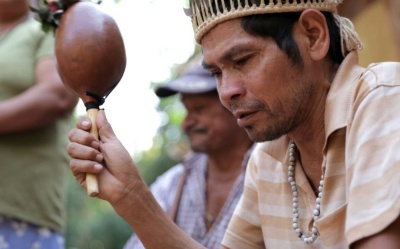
[69,158,103,176]
[97,110,117,141]
[76,116,92,130]
[73,172,87,188]
[67,142,103,163]
[68,128,100,150]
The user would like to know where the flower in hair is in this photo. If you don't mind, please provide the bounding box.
[29,0,102,33]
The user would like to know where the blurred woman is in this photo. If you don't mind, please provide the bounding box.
[0,0,78,247]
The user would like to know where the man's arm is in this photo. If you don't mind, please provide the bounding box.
[68,111,205,249]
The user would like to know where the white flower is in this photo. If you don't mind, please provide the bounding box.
[37,227,51,238]
[11,221,27,237]
[0,236,9,249]
[30,242,41,249]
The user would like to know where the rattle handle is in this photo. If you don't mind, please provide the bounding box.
[86,108,100,197]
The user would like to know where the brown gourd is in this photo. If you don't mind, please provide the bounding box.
[55,1,126,197]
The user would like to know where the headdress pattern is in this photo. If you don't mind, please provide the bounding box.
[185,0,363,56]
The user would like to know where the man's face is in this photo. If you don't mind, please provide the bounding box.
[181,91,245,153]
[201,18,317,142]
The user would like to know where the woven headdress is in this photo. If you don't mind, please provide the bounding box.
[185,0,363,57]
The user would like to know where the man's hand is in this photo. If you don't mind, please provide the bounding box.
[67,110,142,208]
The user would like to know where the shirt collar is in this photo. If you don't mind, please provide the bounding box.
[324,51,366,138]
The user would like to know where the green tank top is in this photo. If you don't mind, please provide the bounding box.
[0,18,72,233]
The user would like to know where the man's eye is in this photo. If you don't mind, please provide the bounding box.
[211,71,221,78]
[236,56,249,65]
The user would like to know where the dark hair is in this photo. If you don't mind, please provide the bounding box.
[241,11,344,66]
[207,0,344,66]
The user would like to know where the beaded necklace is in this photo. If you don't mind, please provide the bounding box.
[288,141,324,244]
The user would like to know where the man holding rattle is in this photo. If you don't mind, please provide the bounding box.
[67,0,400,248]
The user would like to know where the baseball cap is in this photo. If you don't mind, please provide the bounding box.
[155,64,217,98]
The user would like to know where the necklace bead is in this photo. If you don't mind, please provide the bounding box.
[288,141,324,244]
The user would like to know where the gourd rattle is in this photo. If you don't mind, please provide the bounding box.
[51,0,126,196]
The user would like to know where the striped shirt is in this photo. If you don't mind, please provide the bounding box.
[124,147,254,249]
[222,52,400,249]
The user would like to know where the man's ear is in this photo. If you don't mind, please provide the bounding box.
[297,9,330,61]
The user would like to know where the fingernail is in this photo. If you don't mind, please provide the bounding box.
[96,154,103,162]
[94,164,103,170]
[82,120,90,127]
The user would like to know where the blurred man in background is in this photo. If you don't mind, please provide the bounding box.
[124,57,254,249]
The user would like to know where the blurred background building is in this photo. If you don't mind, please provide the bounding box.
[338,0,400,66]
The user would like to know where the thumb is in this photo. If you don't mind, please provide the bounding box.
[96,110,117,142]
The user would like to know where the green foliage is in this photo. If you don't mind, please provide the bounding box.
[136,94,188,185]
[183,0,190,9]
[65,173,132,249]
